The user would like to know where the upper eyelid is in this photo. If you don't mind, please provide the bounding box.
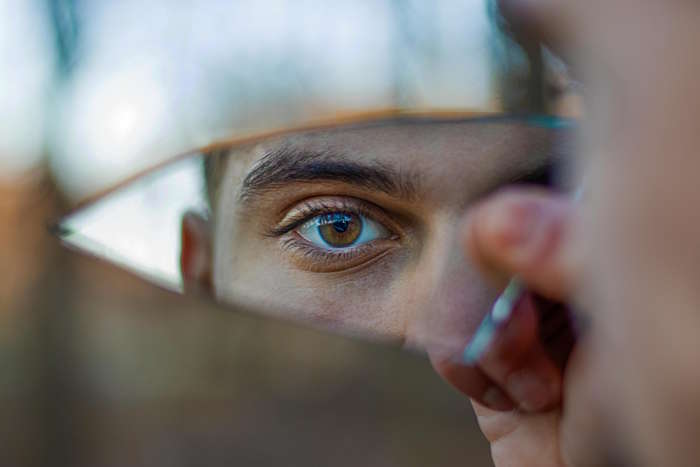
[266,197,390,237]
[265,158,557,236]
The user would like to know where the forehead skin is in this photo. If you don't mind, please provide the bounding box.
[211,120,555,340]
[218,119,554,208]
[292,121,549,203]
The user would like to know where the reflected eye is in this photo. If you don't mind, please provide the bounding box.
[270,197,401,272]
[297,212,390,249]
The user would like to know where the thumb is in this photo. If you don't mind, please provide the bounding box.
[464,187,577,302]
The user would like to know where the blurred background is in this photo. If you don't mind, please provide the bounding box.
[0,0,495,465]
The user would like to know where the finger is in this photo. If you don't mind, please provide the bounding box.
[476,293,563,412]
[471,399,522,445]
[429,353,515,412]
[464,187,576,301]
[472,398,565,467]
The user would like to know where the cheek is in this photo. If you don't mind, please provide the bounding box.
[303,252,416,338]
[400,218,499,354]
[219,247,414,339]
[215,231,498,348]
[402,265,497,356]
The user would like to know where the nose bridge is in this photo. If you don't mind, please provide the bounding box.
[404,211,496,350]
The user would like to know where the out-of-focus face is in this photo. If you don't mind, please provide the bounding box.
[202,118,562,343]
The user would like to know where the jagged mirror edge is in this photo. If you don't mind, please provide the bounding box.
[55,154,208,292]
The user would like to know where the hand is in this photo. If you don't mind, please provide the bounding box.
[490,2,700,466]
[428,188,606,467]
[435,1,700,465]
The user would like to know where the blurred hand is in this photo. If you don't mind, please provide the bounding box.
[429,188,604,467]
[491,2,700,466]
[429,0,700,465]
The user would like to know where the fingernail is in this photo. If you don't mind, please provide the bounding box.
[506,370,554,412]
[482,386,514,411]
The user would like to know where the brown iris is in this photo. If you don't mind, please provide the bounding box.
[317,213,362,247]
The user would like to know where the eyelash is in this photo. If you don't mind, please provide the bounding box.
[267,197,400,272]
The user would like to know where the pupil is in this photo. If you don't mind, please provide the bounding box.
[317,213,361,247]
[333,220,349,233]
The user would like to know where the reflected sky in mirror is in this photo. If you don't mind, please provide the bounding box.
[46,0,533,199]
[58,155,208,291]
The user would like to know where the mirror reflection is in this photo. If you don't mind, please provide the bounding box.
[58,113,572,344]
[53,0,582,351]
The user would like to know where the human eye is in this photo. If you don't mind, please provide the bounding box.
[268,196,401,272]
[297,212,390,249]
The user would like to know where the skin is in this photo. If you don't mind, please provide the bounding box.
[181,118,564,346]
[428,1,700,466]
[80,1,700,464]
[434,190,612,466]
[181,121,602,466]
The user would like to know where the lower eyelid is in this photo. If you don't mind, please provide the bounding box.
[282,231,380,255]
[279,233,399,272]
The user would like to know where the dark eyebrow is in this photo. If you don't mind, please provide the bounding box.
[238,144,420,202]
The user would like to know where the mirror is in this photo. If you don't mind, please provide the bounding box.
[56,113,574,346]
[53,0,581,353]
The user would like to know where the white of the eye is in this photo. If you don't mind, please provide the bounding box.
[297,214,389,249]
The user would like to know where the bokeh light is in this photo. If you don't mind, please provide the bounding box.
[0,0,53,181]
